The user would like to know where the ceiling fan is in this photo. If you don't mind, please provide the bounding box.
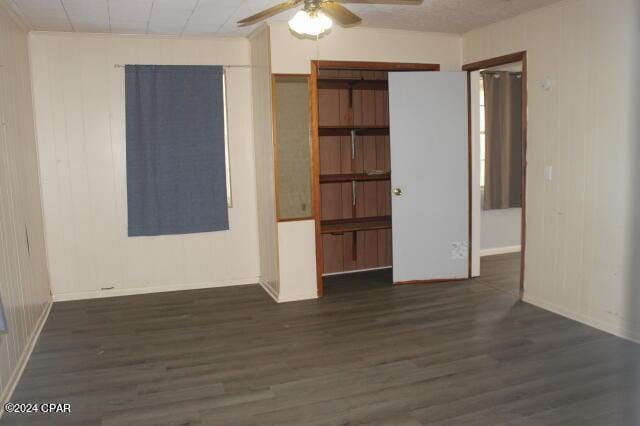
[238,0,422,37]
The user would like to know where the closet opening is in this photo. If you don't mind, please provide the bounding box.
[310,61,440,296]
[463,52,528,295]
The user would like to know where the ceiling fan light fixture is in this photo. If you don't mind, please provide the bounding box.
[288,9,332,36]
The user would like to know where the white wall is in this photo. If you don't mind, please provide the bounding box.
[269,22,462,73]
[249,26,280,297]
[269,23,463,298]
[463,0,640,341]
[29,33,260,300]
[480,208,521,253]
[277,220,317,302]
[0,3,51,404]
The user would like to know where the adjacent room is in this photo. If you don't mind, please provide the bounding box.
[0,0,639,424]
[470,59,525,296]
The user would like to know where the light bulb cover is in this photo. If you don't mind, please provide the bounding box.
[288,10,332,36]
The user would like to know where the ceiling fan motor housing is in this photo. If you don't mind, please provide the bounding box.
[304,0,323,14]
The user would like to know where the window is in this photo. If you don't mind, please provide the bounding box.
[479,69,524,210]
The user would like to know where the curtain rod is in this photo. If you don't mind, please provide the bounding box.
[113,64,250,69]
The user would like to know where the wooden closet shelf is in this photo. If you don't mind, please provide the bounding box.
[321,216,392,234]
[317,78,388,90]
[318,125,390,137]
[320,172,391,183]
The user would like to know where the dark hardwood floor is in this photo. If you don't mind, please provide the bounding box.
[475,252,522,296]
[3,255,640,425]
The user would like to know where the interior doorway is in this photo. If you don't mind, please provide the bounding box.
[463,52,528,294]
[309,61,447,296]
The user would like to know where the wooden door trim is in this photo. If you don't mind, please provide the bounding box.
[462,52,526,72]
[310,64,323,296]
[462,51,528,293]
[311,60,441,297]
[315,61,440,71]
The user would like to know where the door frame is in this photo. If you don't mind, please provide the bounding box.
[310,60,440,297]
[462,51,528,292]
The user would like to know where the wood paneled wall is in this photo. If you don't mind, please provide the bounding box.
[463,0,640,341]
[319,70,392,274]
[250,27,280,295]
[29,33,260,300]
[269,22,462,74]
[0,4,51,403]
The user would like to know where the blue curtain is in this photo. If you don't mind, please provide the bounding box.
[125,65,229,236]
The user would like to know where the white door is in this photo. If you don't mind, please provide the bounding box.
[388,72,469,283]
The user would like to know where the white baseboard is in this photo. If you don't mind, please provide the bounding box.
[479,245,521,257]
[259,280,279,302]
[523,292,640,344]
[0,298,52,411]
[52,277,259,302]
[259,280,317,303]
[277,292,317,303]
[322,266,392,277]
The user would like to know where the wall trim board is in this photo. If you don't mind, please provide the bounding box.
[259,280,279,302]
[523,293,640,345]
[52,278,259,302]
[323,266,392,277]
[0,298,52,412]
[277,292,317,303]
[479,245,522,257]
[260,280,316,303]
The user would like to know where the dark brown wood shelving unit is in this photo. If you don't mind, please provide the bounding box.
[316,66,393,275]
[318,125,389,137]
[317,78,388,91]
[313,61,440,290]
[321,216,392,234]
[320,172,390,183]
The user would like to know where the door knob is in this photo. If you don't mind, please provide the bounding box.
[393,187,403,196]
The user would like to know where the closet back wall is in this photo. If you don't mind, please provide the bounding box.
[29,33,260,300]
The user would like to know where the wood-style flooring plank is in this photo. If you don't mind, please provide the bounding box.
[2,254,639,425]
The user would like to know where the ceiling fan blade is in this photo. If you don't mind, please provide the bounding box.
[337,0,422,4]
[321,2,362,25]
[238,0,302,26]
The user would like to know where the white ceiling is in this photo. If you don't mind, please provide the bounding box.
[6,0,564,36]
